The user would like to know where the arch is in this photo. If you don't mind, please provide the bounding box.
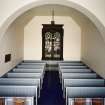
[0,0,105,42]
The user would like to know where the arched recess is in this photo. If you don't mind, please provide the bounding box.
[0,0,105,43]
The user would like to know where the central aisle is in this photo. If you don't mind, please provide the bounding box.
[38,64,65,105]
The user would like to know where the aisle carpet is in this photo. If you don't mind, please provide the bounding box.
[38,70,65,105]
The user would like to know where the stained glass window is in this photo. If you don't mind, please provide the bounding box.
[42,24,63,60]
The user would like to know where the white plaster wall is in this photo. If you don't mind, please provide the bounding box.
[24,16,81,60]
[0,22,24,77]
[0,0,105,43]
[82,19,105,78]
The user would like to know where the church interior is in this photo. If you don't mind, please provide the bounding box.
[0,0,105,105]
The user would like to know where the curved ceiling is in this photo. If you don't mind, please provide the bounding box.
[0,0,105,42]
[15,4,89,28]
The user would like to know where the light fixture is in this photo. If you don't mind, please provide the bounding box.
[51,9,55,24]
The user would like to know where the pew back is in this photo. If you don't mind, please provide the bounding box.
[17,65,44,69]
[61,73,98,87]
[60,66,88,69]
[59,61,81,63]
[63,79,105,98]
[0,78,40,86]
[6,73,41,78]
[66,87,105,105]
[62,73,97,79]
[0,78,41,97]
[64,79,105,87]
[23,60,46,63]
[13,68,44,73]
[60,69,91,73]
[59,63,84,66]
[21,62,46,65]
[0,85,37,105]
[0,85,37,97]
[66,87,105,98]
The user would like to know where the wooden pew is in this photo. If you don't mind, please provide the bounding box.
[68,98,104,105]
[64,79,104,88]
[62,73,97,79]
[61,73,97,85]
[5,97,34,105]
[66,87,105,105]
[59,63,84,66]
[0,85,37,105]
[60,66,88,69]
[12,69,45,87]
[17,65,45,69]
[6,73,43,88]
[59,69,92,83]
[59,68,91,73]
[21,62,46,65]
[0,97,5,105]
[13,68,44,73]
[0,78,40,97]
[6,73,42,78]
[63,79,105,97]
[23,60,46,63]
[59,61,81,63]
[0,78,40,86]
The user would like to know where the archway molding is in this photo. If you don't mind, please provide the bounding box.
[0,0,105,42]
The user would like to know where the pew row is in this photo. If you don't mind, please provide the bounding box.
[59,69,91,73]
[61,73,98,85]
[20,62,46,65]
[63,79,105,97]
[59,69,92,82]
[66,87,105,105]
[0,78,40,97]
[62,73,97,79]
[58,61,81,63]
[6,73,43,88]
[13,68,44,73]
[59,66,88,69]
[12,68,45,84]
[23,60,46,63]
[59,63,84,66]
[6,73,42,78]
[0,85,37,105]
[17,64,45,69]
[64,79,105,88]
[0,78,40,86]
